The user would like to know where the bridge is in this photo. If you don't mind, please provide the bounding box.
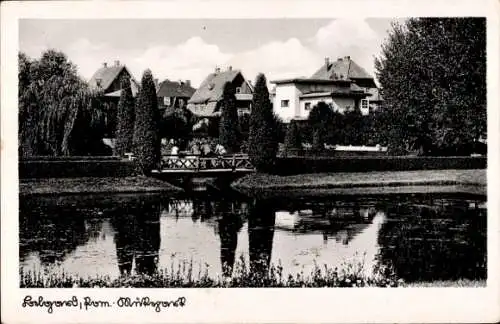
[151,154,255,175]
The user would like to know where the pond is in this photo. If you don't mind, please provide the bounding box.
[19,192,486,286]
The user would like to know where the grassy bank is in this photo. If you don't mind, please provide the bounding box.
[232,169,486,197]
[403,279,487,288]
[20,176,182,196]
[20,258,402,288]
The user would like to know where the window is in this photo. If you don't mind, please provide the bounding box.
[361,99,369,110]
[304,102,311,110]
[163,97,171,106]
[236,87,242,93]
[281,100,289,108]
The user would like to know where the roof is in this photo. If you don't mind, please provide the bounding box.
[270,78,351,85]
[103,79,140,97]
[157,79,196,98]
[311,57,373,80]
[89,64,133,92]
[188,69,242,104]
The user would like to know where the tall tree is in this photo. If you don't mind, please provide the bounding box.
[218,82,240,153]
[248,73,279,172]
[114,76,136,156]
[284,120,302,151]
[18,50,108,157]
[375,18,486,155]
[133,69,160,175]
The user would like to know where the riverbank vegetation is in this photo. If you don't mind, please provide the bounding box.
[20,257,403,288]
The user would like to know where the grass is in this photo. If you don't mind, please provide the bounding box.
[20,256,404,288]
[403,279,487,288]
[231,169,486,197]
[19,176,182,196]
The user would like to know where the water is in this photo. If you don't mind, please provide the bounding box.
[19,192,486,283]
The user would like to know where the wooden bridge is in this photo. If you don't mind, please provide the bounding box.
[151,154,255,175]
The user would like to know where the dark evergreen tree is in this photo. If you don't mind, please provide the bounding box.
[248,73,279,172]
[375,18,486,155]
[114,76,135,156]
[133,69,160,175]
[218,82,240,153]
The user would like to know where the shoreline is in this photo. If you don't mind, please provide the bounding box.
[19,176,182,196]
[231,169,487,197]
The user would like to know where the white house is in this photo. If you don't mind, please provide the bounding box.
[271,56,383,122]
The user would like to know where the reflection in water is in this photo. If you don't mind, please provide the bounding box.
[19,194,486,284]
[111,201,161,276]
[376,197,487,282]
[248,200,276,278]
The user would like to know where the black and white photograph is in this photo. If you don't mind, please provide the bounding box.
[1,0,499,323]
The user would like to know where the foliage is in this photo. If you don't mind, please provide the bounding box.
[133,69,161,175]
[218,82,240,153]
[375,18,486,155]
[308,101,334,150]
[160,106,194,148]
[248,73,279,172]
[20,256,403,288]
[284,121,302,150]
[18,50,111,156]
[114,76,136,156]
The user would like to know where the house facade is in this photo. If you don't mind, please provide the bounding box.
[157,79,196,111]
[88,61,139,98]
[271,56,382,122]
[187,67,253,118]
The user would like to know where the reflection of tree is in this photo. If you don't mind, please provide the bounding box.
[248,199,276,278]
[376,198,487,282]
[19,204,92,265]
[215,200,244,277]
[111,200,162,276]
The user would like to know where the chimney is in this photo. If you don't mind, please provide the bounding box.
[344,56,351,61]
[186,80,191,87]
[325,57,330,67]
[228,65,232,71]
[114,60,120,66]
[102,62,107,68]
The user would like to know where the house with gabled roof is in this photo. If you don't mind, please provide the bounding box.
[88,60,139,98]
[271,56,382,122]
[187,66,253,117]
[157,79,196,111]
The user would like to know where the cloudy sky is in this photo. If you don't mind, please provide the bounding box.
[19,18,404,87]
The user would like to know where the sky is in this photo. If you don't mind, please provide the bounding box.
[19,18,404,88]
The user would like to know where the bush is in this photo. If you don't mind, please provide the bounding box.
[284,121,302,150]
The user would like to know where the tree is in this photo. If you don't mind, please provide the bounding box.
[218,82,240,153]
[375,18,486,155]
[308,101,334,151]
[284,120,302,151]
[18,50,109,157]
[114,76,136,156]
[133,69,161,175]
[160,106,194,150]
[248,73,279,172]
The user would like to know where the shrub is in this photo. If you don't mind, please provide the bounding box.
[132,69,161,175]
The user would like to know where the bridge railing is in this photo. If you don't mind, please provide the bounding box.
[159,154,254,171]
